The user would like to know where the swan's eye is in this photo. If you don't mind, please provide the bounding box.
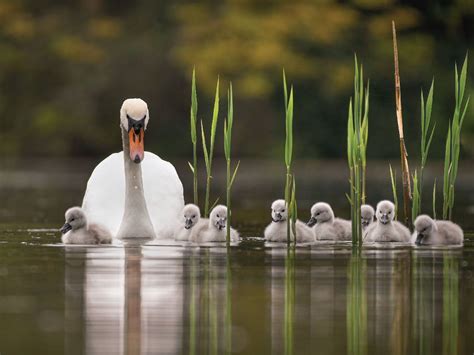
[70,218,75,222]
[281,209,285,213]
[216,214,220,218]
[388,211,391,215]
[192,215,196,218]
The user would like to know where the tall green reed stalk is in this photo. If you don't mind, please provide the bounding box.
[443,54,470,220]
[201,78,220,217]
[347,56,369,247]
[224,83,240,246]
[188,68,199,205]
[412,80,436,222]
[432,179,437,219]
[283,70,295,245]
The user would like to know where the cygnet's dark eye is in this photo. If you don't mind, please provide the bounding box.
[192,215,196,218]
[388,211,391,214]
[217,214,220,218]
[282,209,285,213]
[70,218,75,222]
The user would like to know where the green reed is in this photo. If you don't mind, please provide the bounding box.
[389,164,399,220]
[201,78,220,217]
[224,83,240,246]
[283,70,295,245]
[432,179,437,219]
[412,80,436,223]
[347,56,369,247]
[443,54,470,220]
[188,68,199,205]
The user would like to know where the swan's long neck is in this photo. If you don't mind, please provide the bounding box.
[116,127,156,239]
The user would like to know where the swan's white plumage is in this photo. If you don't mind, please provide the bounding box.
[82,151,184,239]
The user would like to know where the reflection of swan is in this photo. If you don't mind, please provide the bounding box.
[175,204,201,241]
[413,215,463,245]
[364,200,410,242]
[191,205,239,242]
[264,199,315,243]
[60,207,112,244]
[82,99,184,239]
[307,202,351,241]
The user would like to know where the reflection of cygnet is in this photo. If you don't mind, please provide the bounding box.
[191,205,239,242]
[60,207,112,245]
[364,200,411,242]
[307,202,351,241]
[413,214,463,245]
[361,204,375,231]
[264,199,315,243]
[175,204,200,241]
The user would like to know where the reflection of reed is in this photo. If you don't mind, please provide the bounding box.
[188,255,197,355]
[284,249,295,355]
[346,253,367,355]
[442,253,458,355]
[225,255,232,355]
[412,253,435,354]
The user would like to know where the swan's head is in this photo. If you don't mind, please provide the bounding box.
[376,200,395,225]
[60,207,87,234]
[120,98,150,164]
[271,199,288,222]
[307,202,334,227]
[210,205,228,231]
[414,214,436,245]
[182,204,200,229]
[361,204,375,228]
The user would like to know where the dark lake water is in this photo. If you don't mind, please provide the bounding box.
[1,159,473,354]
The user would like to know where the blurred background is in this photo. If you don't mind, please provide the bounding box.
[0,0,474,225]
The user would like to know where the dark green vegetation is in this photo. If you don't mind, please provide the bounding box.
[1,1,473,161]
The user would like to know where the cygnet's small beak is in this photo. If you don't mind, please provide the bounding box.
[380,214,389,224]
[307,216,317,227]
[272,212,283,223]
[361,219,369,227]
[128,118,145,163]
[415,233,424,246]
[184,218,193,229]
[216,218,226,230]
[60,222,72,234]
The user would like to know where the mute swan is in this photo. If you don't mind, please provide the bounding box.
[364,200,411,242]
[361,204,375,231]
[264,199,315,243]
[60,207,112,245]
[82,98,184,239]
[413,214,463,245]
[175,204,200,241]
[191,205,239,243]
[307,202,351,241]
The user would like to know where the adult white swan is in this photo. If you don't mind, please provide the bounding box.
[82,98,184,239]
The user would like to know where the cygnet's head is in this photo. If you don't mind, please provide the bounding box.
[120,98,150,164]
[60,207,87,234]
[210,205,228,230]
[182,204,200,229]
[413,214,437,245]
[361,204,375,228]
[307,202,334,227]
[376,200,395,225]
[271,199,288,222]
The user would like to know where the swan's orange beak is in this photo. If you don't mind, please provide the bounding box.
[129,128,145,163]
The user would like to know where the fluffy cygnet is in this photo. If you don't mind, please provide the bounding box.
[175,204,201,241]
[264,199,315,243]
[413,214,463,245]
[361,204,375,231]
[191,205,239,243]
[307,202,351,241]
[60,207,112,245]
[364,200,411,242]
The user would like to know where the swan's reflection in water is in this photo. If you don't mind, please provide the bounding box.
[64,244,469,355]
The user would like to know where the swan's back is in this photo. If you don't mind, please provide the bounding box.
[82,151,184,238]
[436,220,463,244]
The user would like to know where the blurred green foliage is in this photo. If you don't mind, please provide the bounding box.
[0,0,472,160]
